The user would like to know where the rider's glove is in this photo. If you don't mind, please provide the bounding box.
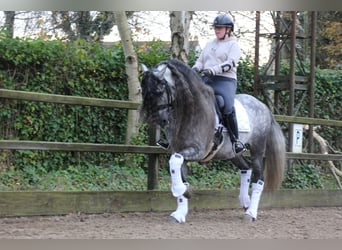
[201,68,214,76]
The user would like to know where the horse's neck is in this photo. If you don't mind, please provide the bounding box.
[172,102,216,138]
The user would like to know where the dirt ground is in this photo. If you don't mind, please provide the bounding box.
[0,207,341,239]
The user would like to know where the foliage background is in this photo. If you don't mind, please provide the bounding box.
[0,35,341,191]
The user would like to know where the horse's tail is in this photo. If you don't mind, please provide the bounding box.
[264,117,286,191]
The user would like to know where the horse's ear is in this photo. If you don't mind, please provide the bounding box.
[141,64,149,73]
[153,64,167,80]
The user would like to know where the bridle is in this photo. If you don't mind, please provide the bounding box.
[155,76,174,113]
[141,63,175,126]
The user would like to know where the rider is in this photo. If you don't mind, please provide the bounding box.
[192,13,246,154]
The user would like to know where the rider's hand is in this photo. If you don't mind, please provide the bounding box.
[202,68,214,76]
[192,67,200,73]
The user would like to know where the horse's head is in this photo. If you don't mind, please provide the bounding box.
[140,62,175,127]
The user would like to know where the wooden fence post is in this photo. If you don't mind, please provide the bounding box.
[147,125,160,190]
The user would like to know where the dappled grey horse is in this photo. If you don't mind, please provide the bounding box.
[140,59,286,222]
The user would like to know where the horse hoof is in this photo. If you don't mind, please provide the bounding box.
[168,216,181,224]
[243,214,256,222]
[169,212,186,223]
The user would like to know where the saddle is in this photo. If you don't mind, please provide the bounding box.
[215,96,250,132]
[200,99,250,162]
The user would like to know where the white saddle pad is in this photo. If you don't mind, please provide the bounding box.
[235,99,250,132]
[214,99,250,133]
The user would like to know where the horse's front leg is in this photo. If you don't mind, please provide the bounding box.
[239,169,252,209]
[169,153,189,223]
[232,156,252,210]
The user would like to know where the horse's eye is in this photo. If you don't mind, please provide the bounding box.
[153,84,165,95]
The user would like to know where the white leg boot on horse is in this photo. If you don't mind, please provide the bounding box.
[170,194,188,223]
[244,180,264,221]
[239,169,252,209]
[169,153,188,223]
[170,153,187,197]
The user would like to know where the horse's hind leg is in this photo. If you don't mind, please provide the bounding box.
[168,153,189,223]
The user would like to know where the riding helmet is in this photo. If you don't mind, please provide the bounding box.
[212,14,234,31]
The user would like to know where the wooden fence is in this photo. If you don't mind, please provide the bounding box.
[0,88,342,217]
[1,88,342,189]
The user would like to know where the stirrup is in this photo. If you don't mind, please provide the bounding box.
[234,141,247,155]
[156,140,169,150]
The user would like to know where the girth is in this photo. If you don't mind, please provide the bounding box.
[200,127,224,163]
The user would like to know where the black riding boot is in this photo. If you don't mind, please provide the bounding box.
[223,111,246,155]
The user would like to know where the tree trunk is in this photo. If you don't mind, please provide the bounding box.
[4,11,15,38]
[169,11,193,64]
[114,11,141,144]
[76,11,93,41]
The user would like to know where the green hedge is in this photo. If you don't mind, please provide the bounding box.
[0,37,129,171]
[276,61,342,151]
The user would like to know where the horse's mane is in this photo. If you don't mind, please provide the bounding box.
[164,59,215,133]
[163,59,216,150]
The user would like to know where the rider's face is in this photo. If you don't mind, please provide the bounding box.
[214,26,228,39]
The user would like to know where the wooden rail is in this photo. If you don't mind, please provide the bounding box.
[0,88,140,109]
[0,140,164,154]
[0,140,341,161]
[274,115,342,127]
[1,88,341,127]
[0,189,341,217]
